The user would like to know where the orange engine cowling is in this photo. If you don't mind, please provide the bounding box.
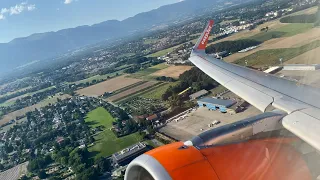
[125,138,312,180]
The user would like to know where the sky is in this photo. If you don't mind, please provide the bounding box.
[0,0,180,43]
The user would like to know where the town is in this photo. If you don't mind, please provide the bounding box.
[0,0,319,179]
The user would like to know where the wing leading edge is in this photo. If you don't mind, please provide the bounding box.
[189,20,320,151]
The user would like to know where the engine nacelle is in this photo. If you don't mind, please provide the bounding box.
[125,112,312,180]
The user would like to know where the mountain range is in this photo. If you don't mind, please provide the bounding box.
[0,0,246,74]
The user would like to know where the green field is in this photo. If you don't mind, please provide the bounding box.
[112,81,147,95]
[147,45,181,57]
[143,38,158,45]
[249,23,313,42]
[0,86,32,99]
[114,82,167,104]
[0,86,56,107]
[71,70,125,85]
[112,82,164,103]
[141,82,179,100]
[128,63,169,79]
[235,40,320,67]
[0,100,15,107]
[86,107,143,159]
[117,53,136,58]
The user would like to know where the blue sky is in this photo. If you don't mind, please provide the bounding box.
[0,0,180,43]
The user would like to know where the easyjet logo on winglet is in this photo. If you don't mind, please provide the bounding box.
[201,24,213,45]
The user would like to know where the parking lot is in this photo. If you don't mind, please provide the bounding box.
[159,105,261,141]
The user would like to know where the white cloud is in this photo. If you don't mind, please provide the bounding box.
[1,8,9,14]
[0,2,36,20]
[64,0,73,4]
[27,4,36,11]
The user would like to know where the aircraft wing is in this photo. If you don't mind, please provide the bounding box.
[190,20,320,151]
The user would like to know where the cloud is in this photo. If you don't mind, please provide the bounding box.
[64,0,73,4]
[0,2,36,20]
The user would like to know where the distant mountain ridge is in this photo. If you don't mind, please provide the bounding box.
[0,0,245,74]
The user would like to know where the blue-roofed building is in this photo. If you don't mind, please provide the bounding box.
[197,97,236,113]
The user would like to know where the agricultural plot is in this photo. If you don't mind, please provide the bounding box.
[0,161,28,180]
[249,23,313,42]
[114,82,167,103]
[151,65,193,78]
[143,38,158,44]
[0,86,56,107]
[224,25,320,63]
[128,63,169,79]
[76,75,142,97]
[85,107,143,159]
[141,82,179,100]
[234,40,320,67]
[0,86,32,99]
[106,81,160,102]
[72,70,126,85]
[261,27,320,49]
[285,46,320,64]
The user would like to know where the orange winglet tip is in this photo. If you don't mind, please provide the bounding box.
[195,20,214,50]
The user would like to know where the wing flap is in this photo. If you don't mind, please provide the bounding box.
[282,108,320,151]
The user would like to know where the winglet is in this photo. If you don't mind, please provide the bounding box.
[194,20,214,51]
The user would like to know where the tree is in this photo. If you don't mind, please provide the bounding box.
[48,176,62,180]
[147,126,155,135]
[20,175,29,180]
[27,160,39,172]
[95,157,111,174]
[76,167,99,180]
[89,136,95,144]
[38,170,47,179]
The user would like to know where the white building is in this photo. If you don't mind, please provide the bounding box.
[283,64,320,71]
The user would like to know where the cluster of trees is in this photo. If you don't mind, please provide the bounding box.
[155,76,176,82]
[0,82,52,104]
[27,155,53,172]
[124,59,165,74]
[28,143,111,179]
[206,39,261,54]
[280,14,317,23]
[124,65,141,74]
[260,26,269,32]
[162,67,219,101]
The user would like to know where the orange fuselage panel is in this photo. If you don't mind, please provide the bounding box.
[146,138,311,180]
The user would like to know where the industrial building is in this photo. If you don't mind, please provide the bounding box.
[197,97,236,113]
[112,142,148,166]
[283,64,320,71]
[189,89,209,100]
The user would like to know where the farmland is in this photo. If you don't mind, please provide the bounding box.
[106,81,160,102]
[85,107,143,159]
[76,75,142,97]
[0,86,32,99]
[151,65,193,78]
[234,40,320,67]
[249,23,313,42]
[141,82,179,100]
[128,63,169,79]
[285,46,320,64]
[224,24,320,63]
[0,86,56,107]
